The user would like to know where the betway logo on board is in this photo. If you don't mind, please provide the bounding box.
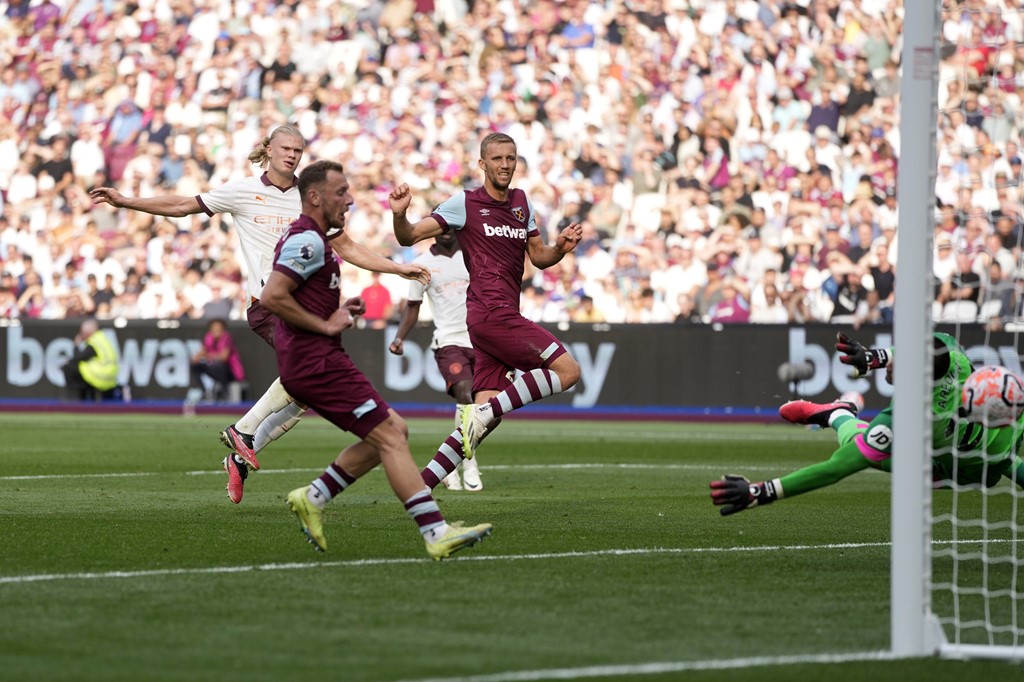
[6,326,201,388]
[483,222,526,239]
[382,325,614,407]
[787,328,1023,398]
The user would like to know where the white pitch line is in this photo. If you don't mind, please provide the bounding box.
[0,538,1005,587]
[180,463,792,476]
[0,541,911,586]
[0,463,799,482]
[482,430,825,442]
[1,472,155,481]
[392,650,899,682]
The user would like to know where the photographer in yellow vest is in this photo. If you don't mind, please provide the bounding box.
[62,319,120,400]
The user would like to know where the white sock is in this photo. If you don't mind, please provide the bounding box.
[254,402,306,453]
[827,409,854,428]
[476,402,495,427]
[425,522,451,543]
[236,378,292,435]
[306,485,328,510]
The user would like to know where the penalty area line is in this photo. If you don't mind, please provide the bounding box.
[392,650,899,682]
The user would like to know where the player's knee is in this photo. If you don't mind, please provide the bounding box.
[385,411,410,441]
[557,359,581,390]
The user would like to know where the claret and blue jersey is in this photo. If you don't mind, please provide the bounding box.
[430,187,540,326]
[270,216,342,379]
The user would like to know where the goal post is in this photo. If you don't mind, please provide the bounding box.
[894,1,1024,661]
[891,0,942,658]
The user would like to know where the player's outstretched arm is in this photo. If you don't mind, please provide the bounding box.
[389,183,444,246]
[526,222,583,269]
[89,187,203,218]
[710,441,874,516]
[389,300,422,355]
[328,231,430,285]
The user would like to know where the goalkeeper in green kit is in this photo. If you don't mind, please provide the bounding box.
[710,332,1024,516]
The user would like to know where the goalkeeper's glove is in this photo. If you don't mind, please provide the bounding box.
[709,475,779,516]
[835,332,891,379]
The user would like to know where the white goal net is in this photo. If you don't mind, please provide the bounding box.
[896,0,1024,661]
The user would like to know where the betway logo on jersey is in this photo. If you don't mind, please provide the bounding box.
[483,222,526,239]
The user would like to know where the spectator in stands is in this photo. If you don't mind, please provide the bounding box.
[571,295,605,323]
[749,280,789,324]
[0,0,1013,330]
[629,287,673,323]
[981,261,1014,325]
[938,250,983,310]
[830,267,870,325]
[707,278,751,325]
[673,294,703,325]
[360,271,394,329]
[0,279,18,318]
[103,99,144,183]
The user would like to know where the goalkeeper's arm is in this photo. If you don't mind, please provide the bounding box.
[710,441,874,516]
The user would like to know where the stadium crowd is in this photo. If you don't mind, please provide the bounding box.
[0,0,1023,327]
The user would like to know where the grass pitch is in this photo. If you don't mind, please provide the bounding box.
[0,413,1020,681]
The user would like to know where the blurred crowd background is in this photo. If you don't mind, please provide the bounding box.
[0,0,1023,328]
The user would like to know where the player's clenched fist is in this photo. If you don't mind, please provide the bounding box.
[389,184,412,213]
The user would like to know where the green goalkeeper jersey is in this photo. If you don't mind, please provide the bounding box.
[775,335,1024,498]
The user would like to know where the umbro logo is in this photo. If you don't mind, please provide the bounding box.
[478,209,490,216]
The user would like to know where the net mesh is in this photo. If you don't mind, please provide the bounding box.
[929,0,1024,651]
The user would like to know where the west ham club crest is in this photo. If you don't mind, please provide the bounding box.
[512,206,525,222]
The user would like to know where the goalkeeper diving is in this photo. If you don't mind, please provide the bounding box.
[710,332,1024,516]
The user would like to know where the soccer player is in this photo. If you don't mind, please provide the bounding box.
[388,230,483,491]
[710,332,1024,515]
[389,132,583,488]
[90,125,429,504]
[263,159,492,560]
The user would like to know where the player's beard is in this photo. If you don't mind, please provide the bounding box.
[490,169,513,191]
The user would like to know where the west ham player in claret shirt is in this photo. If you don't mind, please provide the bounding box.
[262,159,492,560]
[389,132,584,490]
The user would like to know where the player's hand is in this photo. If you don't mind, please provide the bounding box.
[710,475,756,516]
[89,187,125,207]
[343,296,365,317]
[389,338,404,355]
[324,307,355,336]
[397,263,430,285]
[836,332,890,379]
[710,475,778,516]
[389,184,412,214]
[555,222,584,254]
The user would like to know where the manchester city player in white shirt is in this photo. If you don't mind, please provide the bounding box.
[389,230,483,490]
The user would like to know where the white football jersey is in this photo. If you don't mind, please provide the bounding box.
[197,173,300,299]
[408,247,471,350]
